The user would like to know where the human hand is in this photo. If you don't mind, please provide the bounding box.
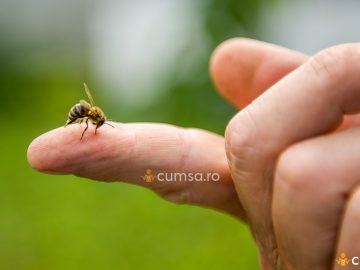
[211,39,360,269]
[26,38,307,268]
[28,38,360,270]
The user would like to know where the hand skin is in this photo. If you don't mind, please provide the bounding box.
[28,38,360,270]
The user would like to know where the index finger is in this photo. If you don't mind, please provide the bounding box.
[27,122,244,217]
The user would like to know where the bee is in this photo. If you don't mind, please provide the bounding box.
[65,83,114,140]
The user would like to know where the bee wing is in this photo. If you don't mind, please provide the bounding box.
[83,82,96,106]
[79,100,91,108]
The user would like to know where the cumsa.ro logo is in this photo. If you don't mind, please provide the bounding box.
[141,169,220,182]
[336,252,360,267]
[142,169,156,183]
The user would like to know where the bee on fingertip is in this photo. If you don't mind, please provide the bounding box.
[64,83,114,140]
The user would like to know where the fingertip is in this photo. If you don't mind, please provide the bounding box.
[210,37,256,70]
[27,127,72,174]
[210,38,250,73]
[27,135,42,171]
[210,38,307,108]
[210,38,267,107]
[27,122,128,176]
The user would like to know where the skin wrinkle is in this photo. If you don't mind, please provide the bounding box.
[304,46,354,88]
[124,124,137,176]
[160,127,227,206]
[227,137,277,189]
[107,124,145,180]
[72,126,120,177]
[125,127,169,182]
[99,130,133,176]
[177,127,191,173]
[166,128,198,204]
[227,107,266,168]
[305,47,360,115]
[335,186,360,263]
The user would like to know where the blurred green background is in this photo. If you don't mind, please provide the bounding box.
[0,0,275,269]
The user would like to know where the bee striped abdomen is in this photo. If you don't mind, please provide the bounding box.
[65,101,91,126]
[70,103,88,118]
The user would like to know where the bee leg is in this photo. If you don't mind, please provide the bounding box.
[64,119,76,127]
[95,123,100,136]
[105,122,115,128]
[80,118,89,140]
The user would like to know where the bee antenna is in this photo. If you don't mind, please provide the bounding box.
[105,122,115,128]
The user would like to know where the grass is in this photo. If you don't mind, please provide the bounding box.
[0,120,260,269]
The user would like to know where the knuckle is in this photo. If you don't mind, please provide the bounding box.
[306,44,357,83]
[225,105,263,167]
[275,143,321,194]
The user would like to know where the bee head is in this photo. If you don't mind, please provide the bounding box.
[98,119,105,127]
